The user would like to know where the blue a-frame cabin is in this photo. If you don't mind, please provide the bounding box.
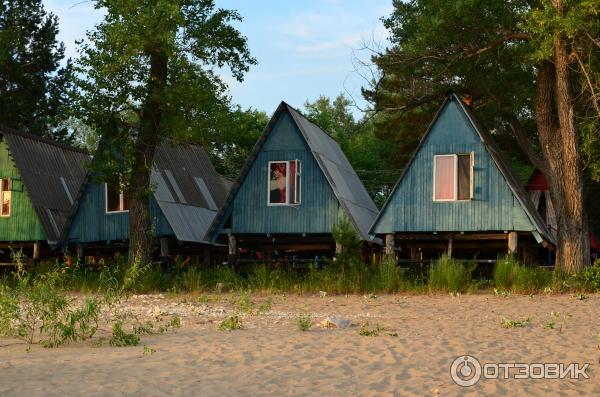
[65,142,231,260]
[208,101,380,260]
[370,94,555,263]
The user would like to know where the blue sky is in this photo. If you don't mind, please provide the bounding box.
[45,0,392,117]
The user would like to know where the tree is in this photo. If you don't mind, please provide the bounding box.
[210,106,268,179]
[74,0,255,264]
[0,0,72,139]
[365,0,600,271]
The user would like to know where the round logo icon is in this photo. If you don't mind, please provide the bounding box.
[450,355,482,387]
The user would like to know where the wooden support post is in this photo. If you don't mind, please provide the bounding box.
[410,247,419,261]
[385,234,395,256]
[335,242,342,255]
[32,242,40,261]
[160,237,170,257]
[76,244,84,263]
[508,232,518,255]
[228,235,237,256]
[447,235,454,257]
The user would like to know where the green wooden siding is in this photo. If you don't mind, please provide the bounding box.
[372,100,536,234]
[0,140,46,241]
[230,112,341,234]
[68,182,174,243]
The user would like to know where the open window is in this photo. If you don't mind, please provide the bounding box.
[0,178,12,217]
[433,153,473,201]
[105,183,129,213]
[268,160,301,206]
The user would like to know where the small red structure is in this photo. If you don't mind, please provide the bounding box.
[525,169,599,257]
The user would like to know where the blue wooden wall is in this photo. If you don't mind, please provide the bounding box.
[68,182,173,243]
[229,112,341,234]
[372,99,535,234]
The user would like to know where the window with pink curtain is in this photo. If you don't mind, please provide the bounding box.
[434,155,455,200]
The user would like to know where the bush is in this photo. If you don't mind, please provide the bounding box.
[428,255,475,293]
[296,313,312,331]
[575,259,600,292]
[493,256,551,293]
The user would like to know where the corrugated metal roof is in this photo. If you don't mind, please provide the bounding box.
[152,142,231,243]
[0,127,90,245]
[208,102,380,242]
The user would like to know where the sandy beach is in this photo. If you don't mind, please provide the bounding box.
[1,293,599,396]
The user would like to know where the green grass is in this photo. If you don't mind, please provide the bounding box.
[428,255,475,293]
[493,256,552,293]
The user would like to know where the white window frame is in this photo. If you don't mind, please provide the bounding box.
[267,160,301,206]
[105,183,129,214]
[433,153,474,202]
[0,178,11,217]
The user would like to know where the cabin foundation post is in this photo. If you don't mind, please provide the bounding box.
[447,235,454,257]
[76,244,84,263]
[335,242,342,255]
[160,238,170,257]
[228,235,237,263]
[410,247,420,261]
[385,234,395,257]
[508,232,518,255]
[32,242,40,261]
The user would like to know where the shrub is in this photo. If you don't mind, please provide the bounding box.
[109,321,140,347]
[359,321,384,336]
[500,317,530,329]
[576,259,600,292]
[428,255,475,293]
[296,313,312,331]
[218,315,243,331]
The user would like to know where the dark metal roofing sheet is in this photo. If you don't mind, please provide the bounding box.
[0,127,90,244]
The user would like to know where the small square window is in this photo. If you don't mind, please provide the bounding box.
[0,178,11,217]
[433,154,473,201]
[268,160,301,206]
[105,183,129,213]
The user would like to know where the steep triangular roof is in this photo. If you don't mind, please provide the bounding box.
[208,101,379,241]
[0,127,90,245]
[369,94,556,246]
[150,142,232,243]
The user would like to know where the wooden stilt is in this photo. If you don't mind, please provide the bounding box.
[508,232,518,255]
[385,234,395,256]
[76,244,84,263]
[32,242,40,261]
[447,235,454,257]
[228,235,237,256]
[160,237,170,257]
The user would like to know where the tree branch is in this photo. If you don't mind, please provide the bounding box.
[503,113,548,172]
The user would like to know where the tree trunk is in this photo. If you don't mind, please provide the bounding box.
[535,52,590,272]
[128,50,167,265]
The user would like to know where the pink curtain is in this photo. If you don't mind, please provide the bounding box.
[435,156,455,200]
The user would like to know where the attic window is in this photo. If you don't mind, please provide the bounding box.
[433,154,473,201]
[268,160,301,206]
[105,183,129,213]
[0,178,12,217]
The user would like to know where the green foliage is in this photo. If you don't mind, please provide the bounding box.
[359,321,384,336]
[332,216,362,268]
[494,256,551,293]
[501,317,530,329]
[109,321,140,347]
[218,315,243,331]
[296,313,312,331]
[0,0,73,140]
[575,259,600,291]
[428,255,475,293]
